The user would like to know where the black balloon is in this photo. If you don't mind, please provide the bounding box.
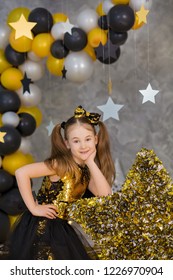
[98,15,108,30]
[17,113,36,136]
[50,40,69,59]
[64,27,87,52]
[95,41,121,64]
[0,126,21,156]
[0,211,10,243]
[108,4,135,32]
[109,29,128,45]
[0,90,21,113]
[0,169,14,193]
[5,44,27,67]
[0,188,27,215]
[28,7,53,35]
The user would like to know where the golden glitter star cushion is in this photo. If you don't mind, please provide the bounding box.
[67,148,173,260]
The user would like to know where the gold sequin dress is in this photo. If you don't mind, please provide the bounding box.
[8,164,96,260]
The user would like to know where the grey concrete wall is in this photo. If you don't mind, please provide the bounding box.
[1,0,173,190]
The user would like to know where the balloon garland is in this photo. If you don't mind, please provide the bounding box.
[0,0,152,243]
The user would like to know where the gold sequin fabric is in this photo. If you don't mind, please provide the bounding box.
[67,148,173,260]
[37,164,90,219]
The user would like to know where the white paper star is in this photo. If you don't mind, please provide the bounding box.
[46,120,55,136]
[139,83,159,104]
[61,19,74,35]
[97,97,124,121]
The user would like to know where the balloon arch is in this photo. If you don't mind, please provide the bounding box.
[0,0,152,242]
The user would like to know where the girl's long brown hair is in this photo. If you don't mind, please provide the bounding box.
[45,116,115,185]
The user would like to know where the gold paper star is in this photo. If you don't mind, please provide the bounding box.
[0,131,7,143]
[9,14,37,40]
[136,5,149,24]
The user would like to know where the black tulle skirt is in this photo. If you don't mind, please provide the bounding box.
[8,210,96,260]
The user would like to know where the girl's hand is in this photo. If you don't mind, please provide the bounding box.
[84,149,97,165]
[31,204,58,219]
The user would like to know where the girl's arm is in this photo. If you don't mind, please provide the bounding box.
[15,162,57,219]
[85,151,112,197]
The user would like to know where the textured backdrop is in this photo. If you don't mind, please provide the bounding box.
[0,0,173,190]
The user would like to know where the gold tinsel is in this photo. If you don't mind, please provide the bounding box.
[67,148,173,260]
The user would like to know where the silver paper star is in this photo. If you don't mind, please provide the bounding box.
[46,120,55,136]
[97,97,124,121]
[139,83,159,104]
[62,19,74,35]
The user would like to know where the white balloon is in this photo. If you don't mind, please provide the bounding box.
[0,156,2,168]
[27,51,42,62]
[51,22,66,40]
[19,60,45,81]
[2,111,20,127]
[0,24,10,49]
[18,137,32,154]
[103,0,114,14]
[129,0,152,11]
[76,8,99,33]
[16,84,42,107]
[65,51,94,83]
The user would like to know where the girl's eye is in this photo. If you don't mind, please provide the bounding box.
[86,138,91,141]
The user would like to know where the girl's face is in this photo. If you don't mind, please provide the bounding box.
[65,123,98,164]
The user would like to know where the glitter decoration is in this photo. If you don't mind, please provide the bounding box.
[67,148,173,259]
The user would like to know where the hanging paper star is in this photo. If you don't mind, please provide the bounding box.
[136,5,149,24]
[21,72,33,94]
[62,66,67,79]
[46,120,55,136]
[9,14,37,39]
[61,19,74,35]
[139,83,159,104]
[0,131,7,143]
[97,97,124,121]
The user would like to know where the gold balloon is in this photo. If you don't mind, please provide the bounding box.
[9,30,32,52]
[18,106,43,127]
[132,14,145,30]
[83,44,96,61]
[88,28,107,48]
[46,55,64,76]
[112,0,129,4]
[96,3,105,16]
[1,67,23,90]
[2,151,34,175]
[0,49,12,74]
[32,33,54,58]
[7,7,30,25]
[53,13,68,23]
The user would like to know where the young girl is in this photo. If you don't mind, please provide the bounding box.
[8,105,115,260]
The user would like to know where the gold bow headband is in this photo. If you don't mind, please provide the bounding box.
[61,105,101,129]
[74,105,101,125]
